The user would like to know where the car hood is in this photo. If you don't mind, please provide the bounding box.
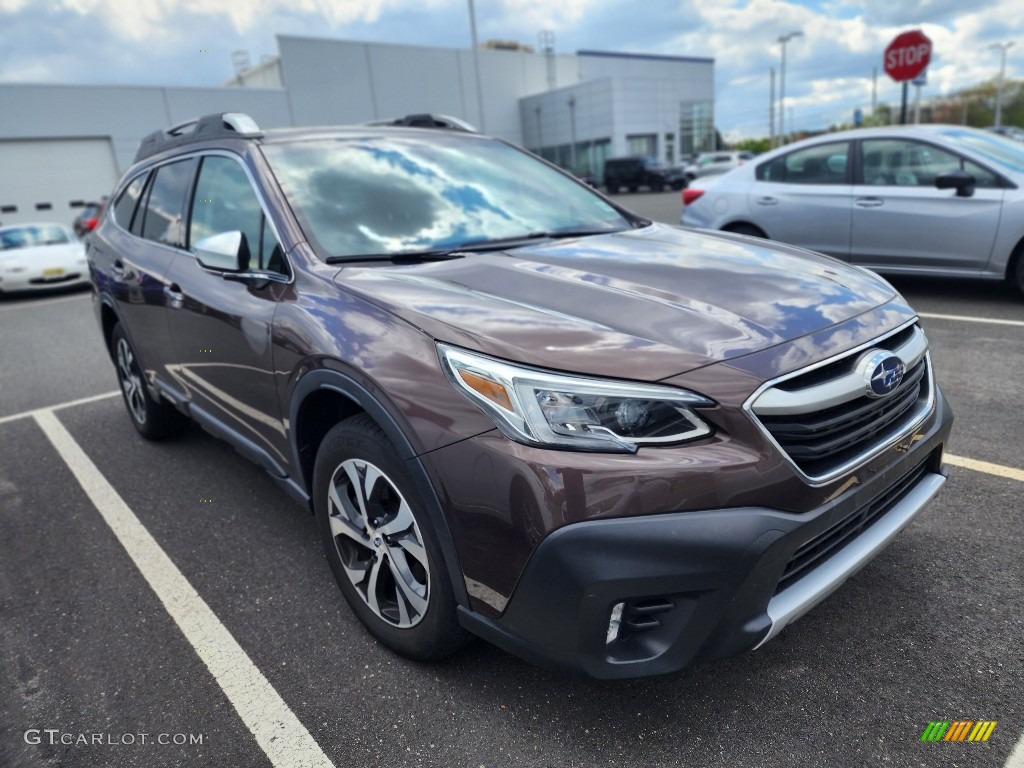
[335,223,898,381]
[0,242,84,265]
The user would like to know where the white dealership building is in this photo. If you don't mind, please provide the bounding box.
[0,35,715,227]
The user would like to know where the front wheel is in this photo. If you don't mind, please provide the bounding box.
[313,415,469,660]
[1014,254,1024,296]
[723,223,768,239]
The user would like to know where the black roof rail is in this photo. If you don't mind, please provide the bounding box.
[362,113,478,133]
[134,112,262,163]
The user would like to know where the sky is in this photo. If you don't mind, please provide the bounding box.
[0,0,1020,141]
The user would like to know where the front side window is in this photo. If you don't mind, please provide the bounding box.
[188,155,283,272]
[940,127,1024,175]
[757,141,850,184]
[141,158,196,247]
[861,139,1001,189]
[262,135,631,261]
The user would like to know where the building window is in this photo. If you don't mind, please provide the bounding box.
[680,100,714,155]
[627,134,657,157]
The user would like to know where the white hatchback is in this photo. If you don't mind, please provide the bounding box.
[0,223,89,294]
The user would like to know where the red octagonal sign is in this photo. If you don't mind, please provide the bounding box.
[884,29,932,82]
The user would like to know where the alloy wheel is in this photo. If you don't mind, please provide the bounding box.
[116,337,146,425]
[326,459,430,628]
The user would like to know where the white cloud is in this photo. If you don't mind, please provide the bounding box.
[835,0,997,25]
[1,0,1023,139]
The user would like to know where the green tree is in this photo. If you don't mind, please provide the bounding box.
[731,137,772,153]
[861,103,893,127]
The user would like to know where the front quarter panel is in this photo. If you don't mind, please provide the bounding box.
[991,187,1024,277]
[272,255,497,466]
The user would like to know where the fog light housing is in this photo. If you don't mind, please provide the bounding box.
[606,602,625,644]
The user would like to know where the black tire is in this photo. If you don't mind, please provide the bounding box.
[723,223,767,239]
[1014,254,1024,297]
[628,185,638,193]
[313,414,469,661]
[110,323,188,440]
[651,182,665,193]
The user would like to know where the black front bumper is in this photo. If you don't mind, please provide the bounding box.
[458,392,952,679]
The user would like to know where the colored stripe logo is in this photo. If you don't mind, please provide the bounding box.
[920,721,997,742]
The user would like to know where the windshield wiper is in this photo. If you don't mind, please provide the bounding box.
[324,227,632,264]
[325,249,468,265]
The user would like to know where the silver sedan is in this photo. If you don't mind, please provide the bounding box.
[681,125,1024,294]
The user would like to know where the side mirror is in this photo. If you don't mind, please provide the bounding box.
[193,231,249,271]
[935,169,975,198]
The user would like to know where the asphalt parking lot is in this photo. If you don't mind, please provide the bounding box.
[1,191,1022,768]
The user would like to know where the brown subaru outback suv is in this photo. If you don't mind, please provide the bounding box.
[87,113,952,678]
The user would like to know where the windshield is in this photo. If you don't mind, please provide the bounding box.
[261,133,632,260]
[0,224,73,251]
[939,128,1024,175]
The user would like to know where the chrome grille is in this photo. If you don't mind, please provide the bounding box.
[748,321,934,483]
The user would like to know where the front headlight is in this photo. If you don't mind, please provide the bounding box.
[438,344,714,453]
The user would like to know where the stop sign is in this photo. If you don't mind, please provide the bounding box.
[884,30,932,82]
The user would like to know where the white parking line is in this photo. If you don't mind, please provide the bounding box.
[946,454,1024,484]
[919,312,1024,328]
[1006,730,1024,768]
[0,390,120,426]
[33,409,335,768]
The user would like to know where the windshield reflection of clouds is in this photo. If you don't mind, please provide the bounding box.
[264,136,625,258]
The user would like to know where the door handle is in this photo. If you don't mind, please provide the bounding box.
[756,196,778,206]
[164,283,184,309]
[855,197,884,208]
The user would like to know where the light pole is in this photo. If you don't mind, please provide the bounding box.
[568,96,578,171]
[777,30,803,147]
[468,0,486,131]
[991,41,1014,128]
[534,106,543,155]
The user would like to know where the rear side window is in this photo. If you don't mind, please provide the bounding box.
[141,158,196,247]
[113,174,148,230]
[757,141,849,184]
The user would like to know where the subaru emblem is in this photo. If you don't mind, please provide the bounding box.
[860,350,906,398]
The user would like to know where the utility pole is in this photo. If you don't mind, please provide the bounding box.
[991,41,1015,128]
[871,66,877,117]
[769,67,776,148]
[777,31,803,146]
[568,96,577,171]
[534,106,543,153]
[468,0,486,132]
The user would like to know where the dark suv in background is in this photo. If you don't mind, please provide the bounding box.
[603,156,684,193]
[88,112,952,679]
